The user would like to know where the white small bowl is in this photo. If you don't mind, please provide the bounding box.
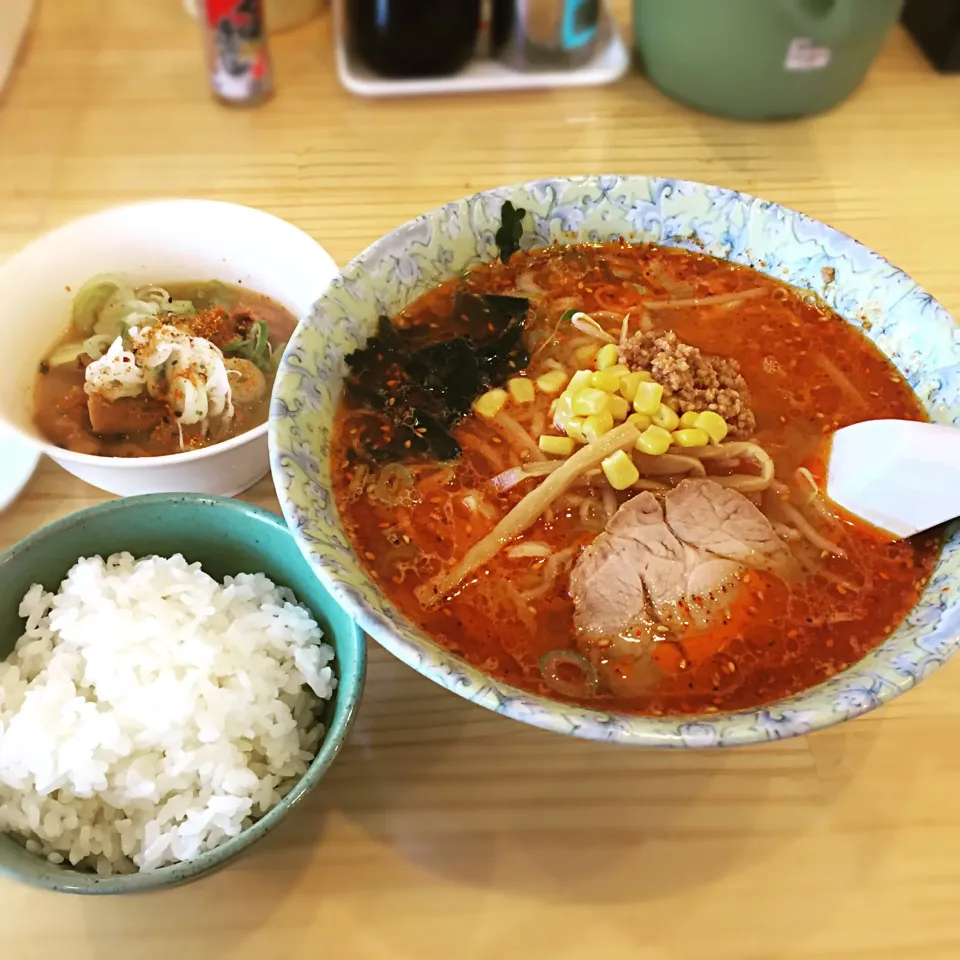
[0,200,337,497]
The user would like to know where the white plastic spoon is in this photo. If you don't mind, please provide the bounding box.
[826,419,960,539]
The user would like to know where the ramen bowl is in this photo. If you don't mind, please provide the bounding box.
[270,175,960,748]
[0,200,338,497]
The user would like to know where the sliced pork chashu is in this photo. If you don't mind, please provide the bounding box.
[567,525,649,638]
[571,490,745,639]
[571,492,742,638]
[569,480,785,694]
[665,479,791,571]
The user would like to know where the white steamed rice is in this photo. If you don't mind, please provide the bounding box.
[0,552,336,875]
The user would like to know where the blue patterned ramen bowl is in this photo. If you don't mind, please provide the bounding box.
[270,176,960,748]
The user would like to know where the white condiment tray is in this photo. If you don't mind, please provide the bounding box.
[333,1,631,98]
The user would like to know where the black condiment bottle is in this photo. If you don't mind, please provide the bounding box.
[347,0,481,78]
[902,0,960,73]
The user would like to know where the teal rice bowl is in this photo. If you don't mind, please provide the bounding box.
[0,494,365,893]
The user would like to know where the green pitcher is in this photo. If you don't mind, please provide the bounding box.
[633,0,905,120]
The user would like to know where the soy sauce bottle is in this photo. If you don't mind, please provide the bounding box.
[347,0,481,78]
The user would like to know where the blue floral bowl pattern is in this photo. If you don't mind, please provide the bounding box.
[269,176,960,748]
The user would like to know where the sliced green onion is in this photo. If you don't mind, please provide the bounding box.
[71,274,126,335]
[251,320,268,360]
[46,340,90,367]
[82,333,114,359]
[223,320,272,373]
[132,286,196,317]
[167,299,196,316]
[45,333,115,367]
[94,292,158,337]
[538,649,599,699]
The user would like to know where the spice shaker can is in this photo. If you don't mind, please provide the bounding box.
[496,0,601,68]
[185,0,326,32]
[200,0,274,105]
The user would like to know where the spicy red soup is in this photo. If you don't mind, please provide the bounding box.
[331,243,940,716]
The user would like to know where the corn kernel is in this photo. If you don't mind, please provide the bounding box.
[474,388,507,420]
[652,403,680,432]
[679,410,700,429]
[536,369,569,395]
[602,449,640,491]
[507,377,535,404]
[583,410,615,443]
[574,344,599,366]
[572,388,611,417]
[604,364,631,379]
[539,434,575,456]
[636,425,672,456]
[565,417,587,444]
[619,371,652,403]
[626,412,652,431]
[567,369,594,393]
[694,410,729,444]
[595,343,620,370]
[553,393,575,429]
[591,370,621,393]
[632,380,664,416]
[672,427,710,448]
[607,395,629,421]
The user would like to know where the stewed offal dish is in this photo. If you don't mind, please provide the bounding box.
[34,275,297,457]
[331,205,941,716]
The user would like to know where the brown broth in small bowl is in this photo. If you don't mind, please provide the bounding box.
[34,279,297,458]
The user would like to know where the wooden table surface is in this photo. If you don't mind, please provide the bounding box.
[3,2,960,958]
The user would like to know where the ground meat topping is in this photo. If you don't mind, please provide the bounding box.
[619,329,756,438]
